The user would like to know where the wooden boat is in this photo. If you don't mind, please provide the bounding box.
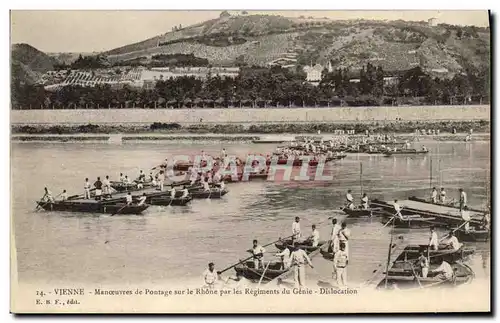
[234,261,288,281]
[188,189,228,199]
[408,196,486,214]
[384,149,429,156]
[266,159,320,167]
[387,216,444,229]
[394,244,475,265]
[223,172,269,183]
[36,200,149,215]
[236,240,328,283]
[274,239,327,253]
[342,206,385,217]
[148,196,193,206]
[377,262,474,290]
[110,181,154,192]
[454,228,490,242]
[326,154,347,161]
[370,199,484,226]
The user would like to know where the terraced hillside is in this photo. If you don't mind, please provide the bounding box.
[105,14,490,75]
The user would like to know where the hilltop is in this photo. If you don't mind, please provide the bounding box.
[104,13,490,76]
[11,43,59,84]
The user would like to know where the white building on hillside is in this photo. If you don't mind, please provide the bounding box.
[303,64,323,85]
[428,17,438,26]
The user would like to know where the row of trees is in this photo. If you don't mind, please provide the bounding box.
[11,65,489,110]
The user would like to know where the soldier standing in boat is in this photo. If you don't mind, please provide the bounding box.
[290,242,314,288]
[250,240,266,269]
[102,175,111,198]
[305,224,320,247]
[292,217,301,242]
[361,193,369,210]
[42,187,54,202]
[275,245,291,270]
[429,226,439,251]
[333,242,348,287]
[417,248,429,278]
[202,262,219,289]
[459,188,467,211]
[137,193,147,206]
[84,178,91,199]
[157,170,165,191]
[431,187,438,204]
[440,188,447,204]
[125,192,133,205]
[93,177,103,201]
[60,190,68,201]
[345,190,354,210]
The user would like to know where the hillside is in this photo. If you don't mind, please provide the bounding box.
[105,14,490,76]
[11,43,59,84]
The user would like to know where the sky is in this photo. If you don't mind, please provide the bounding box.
[10,10,490,53]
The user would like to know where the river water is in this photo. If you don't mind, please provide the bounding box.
[11,140,491,286]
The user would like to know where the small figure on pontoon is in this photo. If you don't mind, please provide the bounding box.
[180,186,189,199]
[459,188,467,211]
[60,189,68,201]
[431,187,438,204]
[440,187,447,204]
[393,199,405,220]
[421,145,428,152]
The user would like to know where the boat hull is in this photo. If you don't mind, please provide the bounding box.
[36,201,149,215]
[395,244,475,264]
[274,239,327,253]
[148,196,193,206]
[454,229,490,242]
[234,261,287,282]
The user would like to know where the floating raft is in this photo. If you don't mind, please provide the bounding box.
[370,199,484,226]
[384,150,429,156]
[408,196,486,214]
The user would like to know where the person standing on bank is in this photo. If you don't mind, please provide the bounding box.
[290,243,314,288]
[330,218,342,253]
[333,242,349,287]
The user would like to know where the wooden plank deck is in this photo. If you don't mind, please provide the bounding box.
[397,199,484,218]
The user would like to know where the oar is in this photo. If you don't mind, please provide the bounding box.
[110,202,129,217]
[217,235,295,275]
[438,220,470,242]
[257,261,272,287]
[35,191,63,211]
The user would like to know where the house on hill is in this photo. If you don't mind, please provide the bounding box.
[303,64,323,86]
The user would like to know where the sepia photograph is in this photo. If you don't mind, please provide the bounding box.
[9,9,491,313]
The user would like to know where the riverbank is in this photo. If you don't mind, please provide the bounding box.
[12,119,490,136]
[11,132,490,143]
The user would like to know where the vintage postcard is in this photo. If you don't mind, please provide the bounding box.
[10,10,491,313]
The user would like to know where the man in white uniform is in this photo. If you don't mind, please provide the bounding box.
[431,187,438,204]
[276,246,291,270]
[292,217,301,242]
[338,222,350,255]
[60,190,68,201]
[440,231,462,251]
[84,178,91,199]
[306,225,320,247]
[440,188,447,204]
[103,175,111,197]
[346,190,354,210]
[432,258,454,281]
[333,243,349,287]
[461,209,471,232]
[417,249,430,278]
[393,199,404,220]
[428,226,439,251]
[250,240,266,270]
[290,243,313,288]
[330,218,342,253]
[170,186,176,200]
[125,192,133,205]
[361,193,369,210]
[157,171,165,191]
[202,262,219,289]
[459,188,467,211]
[137,193,147,206]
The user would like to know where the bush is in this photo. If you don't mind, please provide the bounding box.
[150,122,182,130]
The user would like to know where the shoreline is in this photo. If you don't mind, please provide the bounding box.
[11,132,490,143]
